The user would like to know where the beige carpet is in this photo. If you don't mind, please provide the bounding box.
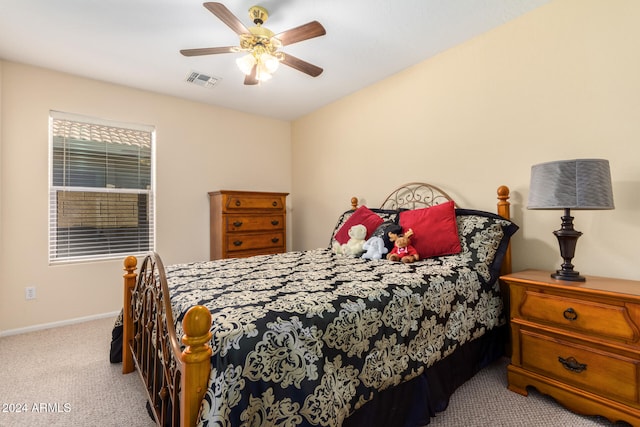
[0,317,630,426]
[0,317,154,427]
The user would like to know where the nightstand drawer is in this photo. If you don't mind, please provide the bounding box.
[518,290,639,343]
[225,215,285,232]
[520,329,640,403]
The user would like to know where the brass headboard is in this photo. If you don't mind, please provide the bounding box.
[380,182,455,210]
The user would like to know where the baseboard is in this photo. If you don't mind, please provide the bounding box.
[0,310,120,337]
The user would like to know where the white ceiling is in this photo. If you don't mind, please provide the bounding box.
[0,0,550,121]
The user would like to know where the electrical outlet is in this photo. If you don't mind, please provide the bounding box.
[25,286,36,300]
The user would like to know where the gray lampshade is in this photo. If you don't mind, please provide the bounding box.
[527,159,614,210]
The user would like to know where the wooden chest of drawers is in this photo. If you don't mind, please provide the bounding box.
[501,270,640,425]
[208,190,288,260]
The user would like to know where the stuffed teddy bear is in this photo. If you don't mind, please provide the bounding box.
[386,228,420,263]
[361,236,388,260]
[333,224,367,256]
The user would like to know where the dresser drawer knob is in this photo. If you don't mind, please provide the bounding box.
[558,356,587,373]
[233,240,243,247]
[271,237,279,244]
[235,200,241,207]
[233,221,243,227]
[272,201,278,207]
[271,220,279,226]
[563,308,578,321]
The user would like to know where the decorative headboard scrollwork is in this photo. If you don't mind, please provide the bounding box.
[380,182,455,210]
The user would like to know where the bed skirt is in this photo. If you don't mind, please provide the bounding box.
[343,325,507,427]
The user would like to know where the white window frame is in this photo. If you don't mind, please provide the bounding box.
[48,111,155,264]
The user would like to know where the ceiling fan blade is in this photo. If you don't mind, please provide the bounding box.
[203,2,249,35]
[180,46,236,56]
[244,65,259,85]
[275,21,326,46]
[281,53,323,77]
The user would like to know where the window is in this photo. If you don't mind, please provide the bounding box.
[49,111,155,264]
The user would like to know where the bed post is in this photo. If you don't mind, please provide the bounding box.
[122,255,137,374]
[180,305,213,427]
[350,197,358,210]
[497,185,513,357]
[497,185,512,275]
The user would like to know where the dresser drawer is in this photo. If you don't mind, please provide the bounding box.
[225,215,284,232]
[518,289,639,343]
[520,329,640,404]
[225,232,285,253]
[222,194,285,212]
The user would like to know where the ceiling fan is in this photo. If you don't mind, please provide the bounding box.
[180,2,326,85]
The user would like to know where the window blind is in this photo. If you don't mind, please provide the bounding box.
[49,111,155,264]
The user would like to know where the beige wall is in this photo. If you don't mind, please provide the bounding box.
[0,62,291,333]
[3,0,640,333]
[292,0,640,280]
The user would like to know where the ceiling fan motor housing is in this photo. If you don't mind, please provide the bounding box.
[242,6,281,54]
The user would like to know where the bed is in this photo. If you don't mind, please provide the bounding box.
[111,182,517,427]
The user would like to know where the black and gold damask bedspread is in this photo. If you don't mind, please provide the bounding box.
[109,211,517,426]
[160,211,516,427]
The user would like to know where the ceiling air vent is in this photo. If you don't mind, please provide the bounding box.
[185,71,220,88]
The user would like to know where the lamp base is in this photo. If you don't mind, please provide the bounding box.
[551,270,585,282]
[552,208,586,282]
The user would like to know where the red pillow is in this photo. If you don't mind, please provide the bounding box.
[334,206,384,245]
[399,200,461,258]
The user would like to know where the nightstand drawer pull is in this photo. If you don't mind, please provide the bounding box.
[558,356,587,373]
[233,221,243,227]
[272,201,278,207]
[233,240,243,247]
[235,200,241,206]
[271,237,279,243]
[563,308,578,321]
[271,220,279,226]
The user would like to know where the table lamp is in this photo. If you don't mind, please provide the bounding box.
[527,159,614,282]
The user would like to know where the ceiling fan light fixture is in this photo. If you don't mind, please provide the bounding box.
[260,52,280,73]
[256,68,272,82]
[236,54,256,75]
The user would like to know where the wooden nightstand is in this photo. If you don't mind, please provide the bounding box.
[501,270,640,425]
[208,190,288,260]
